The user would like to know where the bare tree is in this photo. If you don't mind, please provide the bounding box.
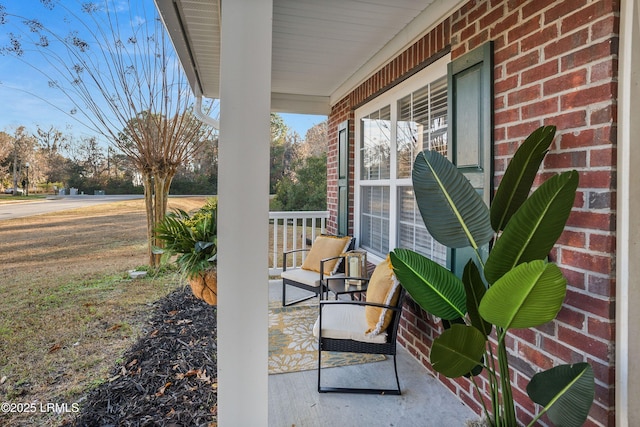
[36,125,69,154]
[35,125,70,185]
[77,135,106,177]
[5,126,37,193]
[286,120,328,169]
[303,120,328,157]
[0,131,12,182]
[0,0,217,265]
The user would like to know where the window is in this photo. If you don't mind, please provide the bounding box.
[360,186,389,255]
[360,106,391,180]
[397,186,447,265]
[396,78,448,178]
[354,43,493,274]
[355,56,449,263]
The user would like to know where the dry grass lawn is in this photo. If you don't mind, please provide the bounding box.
[0,196,208,426]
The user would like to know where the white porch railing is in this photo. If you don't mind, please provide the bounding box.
[268,211,329,275]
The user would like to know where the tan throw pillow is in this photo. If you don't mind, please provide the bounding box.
[300,235,352,275]
[365,255,401,335]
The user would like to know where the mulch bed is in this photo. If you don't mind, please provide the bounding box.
[71,287,218,427]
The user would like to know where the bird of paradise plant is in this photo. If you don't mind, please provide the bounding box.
[390,126,594,426]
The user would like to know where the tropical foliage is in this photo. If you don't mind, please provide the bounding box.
[154,198,218,280]
[390,126,594,427]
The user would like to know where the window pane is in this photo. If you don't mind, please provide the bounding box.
[360,106,391,180]
[397,186,446,266]
[360,186,390,257]
[396,77,448,179]
[428,77,448,156]
[396,92,417,179]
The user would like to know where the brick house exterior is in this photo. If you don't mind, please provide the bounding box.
[325,1,619,425]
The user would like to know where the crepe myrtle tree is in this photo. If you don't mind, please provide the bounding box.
[0,0,217,266]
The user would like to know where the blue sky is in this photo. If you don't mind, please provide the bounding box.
[0,1,76,133]
[0,0,326,139]
[280,113,327,137]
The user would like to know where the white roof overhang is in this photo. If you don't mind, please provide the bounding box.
[154,0,466,115]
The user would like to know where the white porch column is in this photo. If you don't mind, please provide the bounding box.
[617,0,640,425]
[218,1,271,426]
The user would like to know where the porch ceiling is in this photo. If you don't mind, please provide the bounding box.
[155,0,464,115]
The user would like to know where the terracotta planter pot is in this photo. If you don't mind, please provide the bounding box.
[189,269,217,306]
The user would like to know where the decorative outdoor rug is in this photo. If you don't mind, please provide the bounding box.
[268,301,385,374]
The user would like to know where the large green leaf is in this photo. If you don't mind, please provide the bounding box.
[491,126,556,231]
[484,170,578,284]
[527,363,594,427]
[479,260,566,330]
[462,260,492,337]
[153,201,218,279]
[390,249,466,320]
[412,150,493,249]
[430,324,487,378]
[458,262,488,377]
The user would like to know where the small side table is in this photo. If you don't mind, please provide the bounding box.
[326,278,368,300]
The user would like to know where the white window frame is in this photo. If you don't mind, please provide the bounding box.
[354,54,450,264]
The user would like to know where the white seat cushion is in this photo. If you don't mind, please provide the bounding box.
[281,268,344,287]
[312,302,388,344]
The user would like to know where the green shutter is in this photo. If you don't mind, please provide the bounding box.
[337,120,349,236]
[447,42,494,277]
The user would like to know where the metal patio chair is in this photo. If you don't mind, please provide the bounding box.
[314,272,405,395]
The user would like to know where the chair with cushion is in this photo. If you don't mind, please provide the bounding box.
[281,235,354,306]
[313,255,405,394]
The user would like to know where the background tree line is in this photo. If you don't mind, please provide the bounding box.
[0,124,217,195]
[0,114,327,209]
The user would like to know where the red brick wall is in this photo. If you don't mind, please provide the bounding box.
[326,1,618,425]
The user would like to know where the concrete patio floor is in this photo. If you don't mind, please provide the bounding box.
[268,280,479,426]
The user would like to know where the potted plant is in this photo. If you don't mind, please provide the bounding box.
[154,198,218,306]
[390,126,594,427]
